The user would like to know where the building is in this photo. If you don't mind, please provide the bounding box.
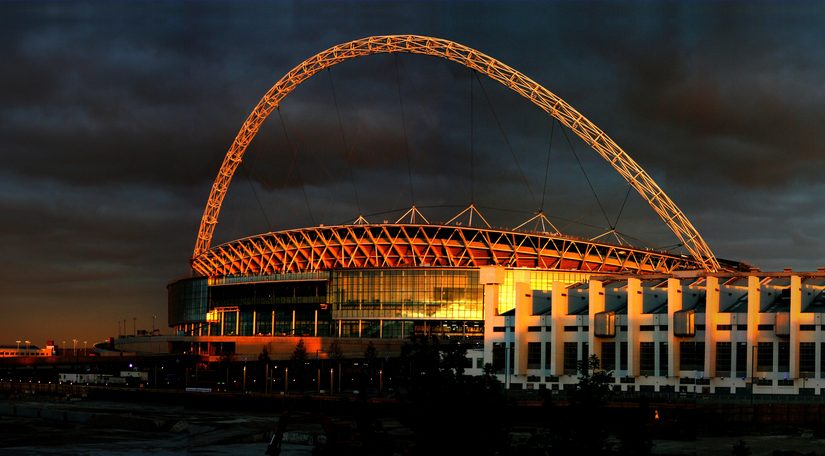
[113,35,823,396]
[0,342,55,358]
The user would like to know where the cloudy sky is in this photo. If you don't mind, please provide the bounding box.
[2,1,824,345]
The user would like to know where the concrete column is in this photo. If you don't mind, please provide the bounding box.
[705,276,720,377]
[252,312,257,335]
[480,266,505,368]
[235,310,239,336]
[292,310,297,336]
[627,278,642,377]
[667,278,682,377]
[271,311,275,336]
[790,275,802,379]
[514,281,531,376]
[747,276,761,383]
[315,310,319,337]
[551,281,568,376]
[588,280,606,367]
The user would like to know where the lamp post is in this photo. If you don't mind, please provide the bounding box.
[25,340,31,356]
[83,341,88,356]
[62,341,66,356]
[15,340,21,352]
[152,314,157,335]
[72,339,78,357]
[285,367,289,395]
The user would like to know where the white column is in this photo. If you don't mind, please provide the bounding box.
[514,281,531,377]
[747,275,761,384]
[588,280,606,366]
[627,277,642,377]
[551,281,568,376]
[667,278,682,377]
[481,266,505,368]
[705,276,720,377]
[790,275,802,379]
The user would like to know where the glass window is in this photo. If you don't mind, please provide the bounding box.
[757,342,773,372]
[620,341,628,371]
[735,342,747,378]
[527,343,542,369]
[544,342,552,371]
[492,343,505,373]
[563,342,578,375]
[800,342,815,376]
[716,342,732,377]
[658,342,668,377]
[640,342,655,376]
[601,342,616,371]
[679,342,705,371]
[777,342,790,373]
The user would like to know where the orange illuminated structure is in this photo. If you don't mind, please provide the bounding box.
[192,35,721,274]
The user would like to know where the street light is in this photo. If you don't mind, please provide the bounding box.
[25,340,31,356]
[62,341,66,356]
[83,341,88,356]
[72,339,78,356]
[15,340,21,352]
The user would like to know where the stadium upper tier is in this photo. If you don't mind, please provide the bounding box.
[190,223,739,277]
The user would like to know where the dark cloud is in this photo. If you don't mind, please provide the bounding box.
[2,0,823,344]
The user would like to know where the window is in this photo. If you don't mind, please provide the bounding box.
[658,342,668,377]
[563,342,578,375]
[492,343,505,373]
[800,342,815,376]
[716,342,732,377]
[527,342,542,369]
[581,342,589,367]
[679,342,705,371]
[735,342,747,378]
[716,325,732,331]
[757,342,773,372]
[564,326,578,332]
[620,342,628,371]
[528,326,542,332]
[640,342,655,376]
[476,357,484,369]
[777,342,790,372]
[758,324,774,331]
[640,325,655,332]
[544,342,552,371]
[800,325,816,331]
[601,342,616,371]
[493,327,505,333]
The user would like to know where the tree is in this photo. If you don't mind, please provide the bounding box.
[290,339,308,390]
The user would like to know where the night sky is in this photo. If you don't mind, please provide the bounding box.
[2,1,824,346]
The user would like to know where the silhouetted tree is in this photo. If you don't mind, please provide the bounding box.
[290,339,308,390]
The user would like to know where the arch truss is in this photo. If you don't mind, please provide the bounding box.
[194,35,720,272]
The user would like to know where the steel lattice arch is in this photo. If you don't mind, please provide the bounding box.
[192,34,722,274]
[192,224,701,277]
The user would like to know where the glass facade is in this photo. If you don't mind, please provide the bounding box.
[168,277,209,327]
[496,270,590,314]
[331,268,482,320]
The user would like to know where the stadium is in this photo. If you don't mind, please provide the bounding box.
[118,36,825,395]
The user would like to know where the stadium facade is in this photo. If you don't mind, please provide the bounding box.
[115,35,825,396]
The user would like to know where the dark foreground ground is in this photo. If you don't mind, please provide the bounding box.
[2,387,825,455]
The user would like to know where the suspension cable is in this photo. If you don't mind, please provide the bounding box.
[474,72,537,208]
[612,185,633,229]
[326,69,362,215]
[240,160,273,231]
[558,123,612,228]
[276,108,316,226]
[469,67,475,203]
[393,55,415,204]
[539,120,555,212]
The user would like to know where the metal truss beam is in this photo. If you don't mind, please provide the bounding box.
[191,224,700,277]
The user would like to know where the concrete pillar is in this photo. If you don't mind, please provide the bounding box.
[514,282,532,376]
[667,278,682,377]
[551,281,568,376]
[252,312,257,335]
[627,278,642,377]
[705,276,720,377]
[747,276,761,383]
[480,266,505,368]
[790,275,802,379]
[588,280,606,367]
